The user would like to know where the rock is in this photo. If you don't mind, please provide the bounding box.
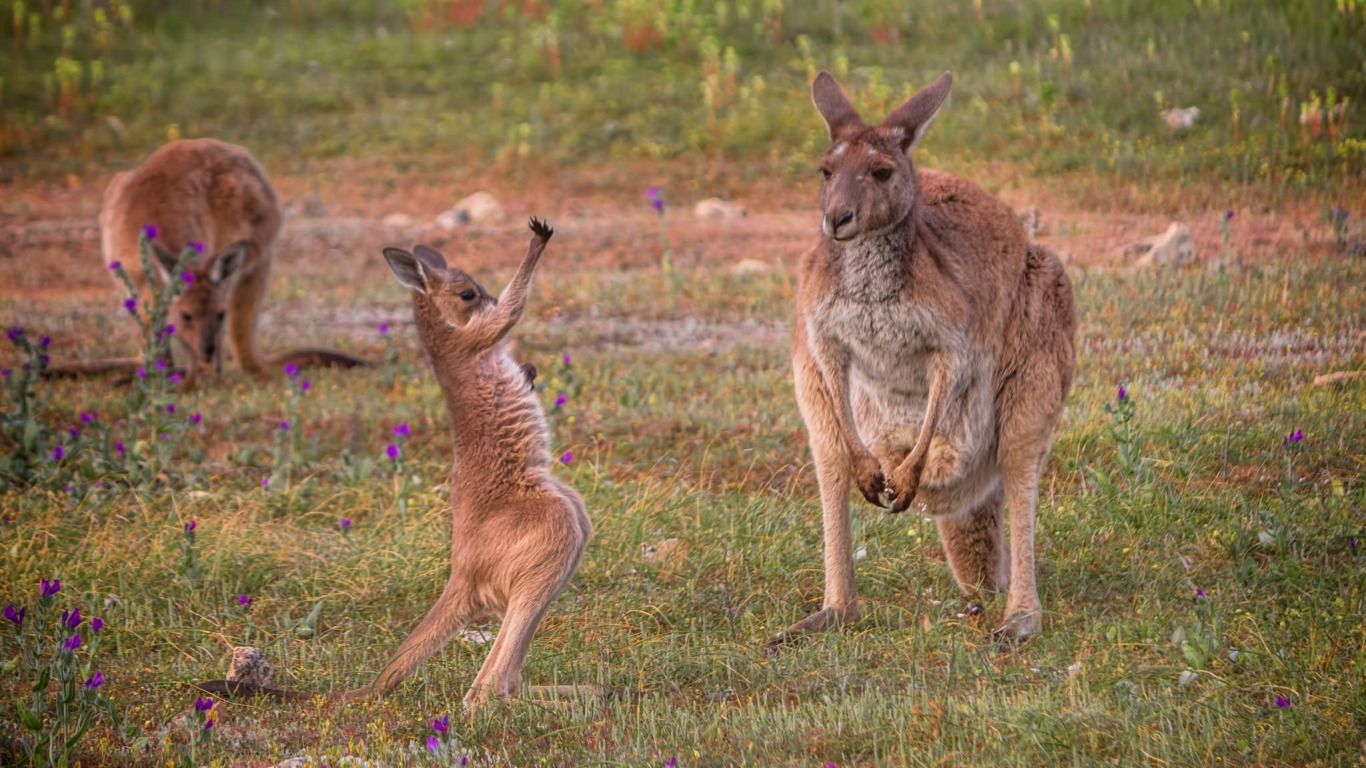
[730,258,772,275]
[226,647,275,688]
[283,196,328,219]
[446,191,506,226]
[1160,106,1200,132]
[434,208,471,231]
[694,197,746,221]
[1017,207,1044,238]
[381,213,414,229]
[1131,223,1195,269]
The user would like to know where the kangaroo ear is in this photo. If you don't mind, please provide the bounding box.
[811,71,865,141]
[412,244,448,272]
[208,240,250,285]
[148,242,180,282]
[383,247,429,294]
[884,71,952,154]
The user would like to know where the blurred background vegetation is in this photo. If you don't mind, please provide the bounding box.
[1,0,1363,191]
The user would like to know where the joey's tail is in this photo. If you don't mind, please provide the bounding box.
[265,348,374,370]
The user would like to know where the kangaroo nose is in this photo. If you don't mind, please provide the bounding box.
[832,211,854,230]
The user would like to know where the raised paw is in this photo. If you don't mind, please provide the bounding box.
[527,216,554,241]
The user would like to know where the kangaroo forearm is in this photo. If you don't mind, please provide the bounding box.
[808,331,875,462]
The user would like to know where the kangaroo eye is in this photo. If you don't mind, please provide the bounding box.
[460,290,477,301]
[216,311,225,321]
[180,312,193,323]
[871,168,894,182]
[819,168,832,180]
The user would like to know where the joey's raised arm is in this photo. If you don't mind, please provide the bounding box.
[464,218,554,352]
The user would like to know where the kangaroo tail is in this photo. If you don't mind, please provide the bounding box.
[194,679,370,702]
[41,358,143,378]
[266,348,374,370]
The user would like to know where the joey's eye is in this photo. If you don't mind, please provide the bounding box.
[180,312,193,323]
[819,168,832,180]
[216,311,225,322]
[871,168,894,182]
[460,290,477,301]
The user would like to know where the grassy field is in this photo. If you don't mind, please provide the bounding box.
[3,1,1366,767]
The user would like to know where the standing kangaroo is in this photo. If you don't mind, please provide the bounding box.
[96,139,366,387]
[778,71,1077,645]
[199,220,592,707]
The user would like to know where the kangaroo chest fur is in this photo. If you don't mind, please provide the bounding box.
[813,237,951,453]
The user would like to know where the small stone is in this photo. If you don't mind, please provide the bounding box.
[447,191,506,225]
[730,258,772,275]
[1131,223,1195,269]
[435,208,471,231]
[226,646,275,688]
[381,213,414,229]
[1160,106,1200,132]
[694,197,746,221]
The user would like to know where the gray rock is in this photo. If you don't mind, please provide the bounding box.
[226,646,275,688]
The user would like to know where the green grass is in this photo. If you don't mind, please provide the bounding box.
[3,0,1364,199]
[1,255,1364,766]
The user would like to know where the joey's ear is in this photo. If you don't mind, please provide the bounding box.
[412,244,448,272]
[383,247,429,294]
[884,71,952,154]
[208,240,250,285]
[811,71,865,140]
[149,242,180,282]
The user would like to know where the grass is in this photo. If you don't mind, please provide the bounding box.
[2,0,1364,202]
[1,250,1364,765]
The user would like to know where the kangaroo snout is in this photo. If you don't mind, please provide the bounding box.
[823,209,856,241]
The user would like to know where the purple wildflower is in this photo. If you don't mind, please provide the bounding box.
[142,224,158,240]
[1275,694,1290,708]
[393,423,411,436]
[563,353,571,365]
[280,420,290,431]
[1350,537,1358,553]
[386,444,399,460]
[190,412,202,424]
[108,261,122,271]
[432,714,449,733]
[62,633,82,652]
[203,719,214,731]
[340,518,352,530]
[262,476,270,488]
[115,441,126,454]
[560,451,574,464]
[189,240,205,255]
[379,323,390,335]
[1116,385,1127,401]
[6,327,22,342]
[666,759,678,768]
[1284,429,1303,446]
[80,411,96,424]
[1223,210,1235,222]
[156,358,169,370]
[159,433,169,440]
[283,362,299,378]
[194,696,214,713]
[166,403,176,414]
[85,670,104,689]
[136,367,147,379]
[1,370,9,378]
[38,334,51,348]
[123,297,137,314]
[300,380,311,392]
[91,617,104,632]
[170,372,182,384]
[165,323,176,336]
[52,445,65,461]
[181,272,196,285]
[186,520,197,533]
[62,607,82,628]
[427,736,440,754]
[1195,587,1206,598]
[3,605,24,625]
[68,427,79,438]
[237,594,253,607]
[554,394,568,407]
[40,578,61,597]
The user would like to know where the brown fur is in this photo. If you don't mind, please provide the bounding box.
[776,71,1077,646]
[199,220,592,708]
[93,139,367,389]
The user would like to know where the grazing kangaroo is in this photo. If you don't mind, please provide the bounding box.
[776,71,1076,646]
[93,139,367,387]
[200,220,593,707]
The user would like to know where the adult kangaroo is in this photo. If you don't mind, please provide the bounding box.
[777,70,1076,645]
[94,139,367,388]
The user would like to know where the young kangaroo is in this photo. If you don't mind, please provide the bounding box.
[778,71,1077,645]
[199,220,592,708]
[95,139,367,387]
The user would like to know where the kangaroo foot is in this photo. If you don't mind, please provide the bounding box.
[764,605,857,653]
[992,606,1042,648]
